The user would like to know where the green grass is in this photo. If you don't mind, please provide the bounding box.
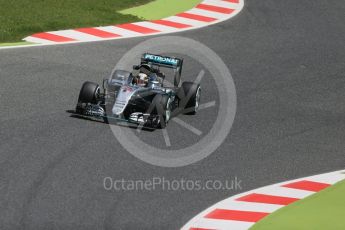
[250,179,345,230]
[120,0,202,20]
[0,0,202,45]
[0,0,153,43]
[0,42,34,47]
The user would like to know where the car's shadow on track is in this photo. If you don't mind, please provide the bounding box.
[66,110,155,132]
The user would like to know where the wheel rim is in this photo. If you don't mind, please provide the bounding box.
[195,87,201,112]
[95,86,100,99]
[165,98,172,122]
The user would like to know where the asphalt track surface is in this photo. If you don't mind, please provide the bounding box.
[1,0,345,229]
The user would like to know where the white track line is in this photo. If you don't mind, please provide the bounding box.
[164,16,208,27]
[306,173,345,184]
[51,30,102,41]
[187,8,233,19]
[189,218,254,230]
[133,21,177,33]
[204,0,240,9]
[215,200,284,213]
[255,186,314,199]
[24,36,55,44]
[98,26,142,37]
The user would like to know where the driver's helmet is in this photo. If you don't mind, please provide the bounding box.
[136,73,149,87]
[139,64,152,75]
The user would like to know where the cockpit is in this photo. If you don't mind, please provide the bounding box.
[108,53,183,89]
[131,64,164,88]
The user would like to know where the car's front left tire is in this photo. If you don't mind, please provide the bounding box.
[78,81,100,104]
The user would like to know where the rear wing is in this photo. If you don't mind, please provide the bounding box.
[141,53,183,68]
[141,53,183,87]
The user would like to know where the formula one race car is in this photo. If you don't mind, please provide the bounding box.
[75,53,201,128]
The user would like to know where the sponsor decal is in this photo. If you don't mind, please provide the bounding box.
[144,54,179,66]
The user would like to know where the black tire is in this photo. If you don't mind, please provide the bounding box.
[151,94,171,128]
[179,82,201,115]
[78,81,100,104]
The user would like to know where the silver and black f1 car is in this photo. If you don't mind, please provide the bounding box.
[75,53,201,128]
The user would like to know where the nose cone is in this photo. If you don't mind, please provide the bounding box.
[112,86,135,115]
